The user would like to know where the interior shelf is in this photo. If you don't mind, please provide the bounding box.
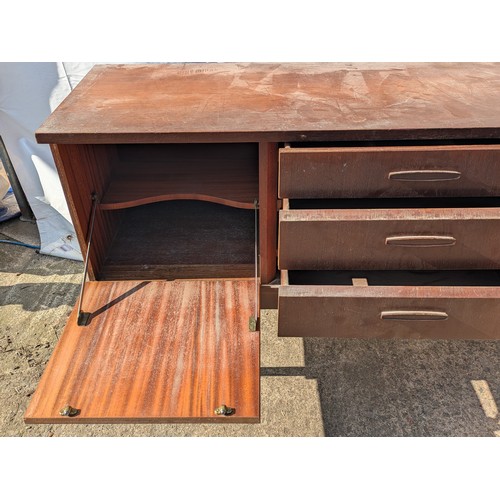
[101,143,259,210]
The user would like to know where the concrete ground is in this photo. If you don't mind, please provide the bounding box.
[1,217,500,437]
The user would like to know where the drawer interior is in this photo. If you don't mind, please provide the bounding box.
[288,197,500,210]
[286,269,500,287]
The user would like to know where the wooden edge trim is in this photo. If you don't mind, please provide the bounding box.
[100,194,255,211]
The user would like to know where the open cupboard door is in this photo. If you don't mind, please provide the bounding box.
[25,279,260,423]
[25,140,264,424]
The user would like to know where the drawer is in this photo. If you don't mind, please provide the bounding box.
[279,145,500,199]
[278,270,500,339]
[279,204,500,270]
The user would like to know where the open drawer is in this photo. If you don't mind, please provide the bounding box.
[279,200,500,270]
[25,279,260,423]
[278,270,500,339]
[279,144,500,199]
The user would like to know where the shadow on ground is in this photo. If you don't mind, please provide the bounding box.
[0,247,82,277]
[264,338,500,436]
[0,282,80,311]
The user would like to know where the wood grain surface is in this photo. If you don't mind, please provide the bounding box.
[25,279,260,423]
[279,145,500,199]
[278,271,500,339]
[279,207,500,270]
[51,144,120,279]
[37,63,500,144]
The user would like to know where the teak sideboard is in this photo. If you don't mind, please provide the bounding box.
[25,63,500,423]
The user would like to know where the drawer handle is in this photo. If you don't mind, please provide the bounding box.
[388,170,461,181]
[381,310,448,321]
[385,235,456,247]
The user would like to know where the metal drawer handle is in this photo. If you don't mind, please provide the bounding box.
[385,235,456,247]
[381,310,448,321]
[388,170,461,181]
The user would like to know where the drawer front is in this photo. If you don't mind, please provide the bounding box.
[279,207,500,270]
[279,145,500,199]
[278,283,500,339]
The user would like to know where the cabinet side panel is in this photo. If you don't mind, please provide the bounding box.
[51,144,120,279]
[259,142,278,283]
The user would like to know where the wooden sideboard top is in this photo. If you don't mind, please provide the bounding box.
[36,62,500,144]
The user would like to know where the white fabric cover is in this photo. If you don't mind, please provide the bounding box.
[0,62,95,260]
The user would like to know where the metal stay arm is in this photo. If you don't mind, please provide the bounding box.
[77,193,99,326]
[249,199,259,332]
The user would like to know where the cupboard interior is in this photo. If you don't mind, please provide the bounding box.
[100,200,255,280]
[70,143,259,280]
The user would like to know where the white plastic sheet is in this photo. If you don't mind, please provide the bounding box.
[0,62,95,260]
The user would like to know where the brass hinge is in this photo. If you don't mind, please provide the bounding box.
[249,315,258,332]
[214,405,235,416]
[59,405,79,417]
